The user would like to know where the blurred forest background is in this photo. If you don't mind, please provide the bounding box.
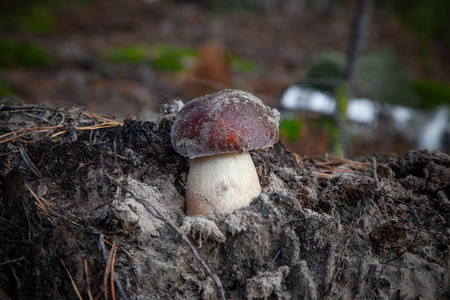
[1,0,450,157]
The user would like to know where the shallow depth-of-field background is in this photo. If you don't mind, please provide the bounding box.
[1,0,450,157]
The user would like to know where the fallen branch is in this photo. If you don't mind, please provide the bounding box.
[0,257,25,267]
[19,144,41,177]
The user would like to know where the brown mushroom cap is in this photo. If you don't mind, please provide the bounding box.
[171,89,280,158]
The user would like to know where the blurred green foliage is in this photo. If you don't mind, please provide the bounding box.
[0,0,61,34]
[0,80,15,98]
[314,116,342,154]
[229,54,259,74]
[105,43,259,74]
[304,50,417,107]
[0,40,51,69]
[334,84,350,157]
[174,1,450,48]
[304,51,345,93]
[104,44,197,72]
[412,79,450,109]
[150,44,197,72]
[335,84,348,116]
[279,118,302,142]
[358,50,414,106]
[19,6,57,35]
[377,0,450,47]
[105,44,148,64]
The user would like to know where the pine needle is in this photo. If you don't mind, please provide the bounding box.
[84,258,94,300]
[60,258,84,300]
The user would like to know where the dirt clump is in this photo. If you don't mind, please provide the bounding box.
[0,104,449,299]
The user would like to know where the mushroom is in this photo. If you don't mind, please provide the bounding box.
[171,89,280,216]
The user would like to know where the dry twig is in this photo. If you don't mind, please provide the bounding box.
[0,113,122,144]
[103,238,140,263]
[19,144,41,177]
[300,154,389,180]
[178,180,220,216]
[0,257,25,267]
[98,234,127,300]
[326,235,351,299]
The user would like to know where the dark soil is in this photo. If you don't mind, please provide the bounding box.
[0,104,449,299]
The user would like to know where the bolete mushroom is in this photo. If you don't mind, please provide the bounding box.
[171,89,280,216]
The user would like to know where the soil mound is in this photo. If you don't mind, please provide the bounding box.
[0,105,449,299]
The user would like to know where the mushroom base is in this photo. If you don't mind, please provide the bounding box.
[186,152,261,216]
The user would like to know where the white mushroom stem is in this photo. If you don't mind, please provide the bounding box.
[186,152,261,216]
